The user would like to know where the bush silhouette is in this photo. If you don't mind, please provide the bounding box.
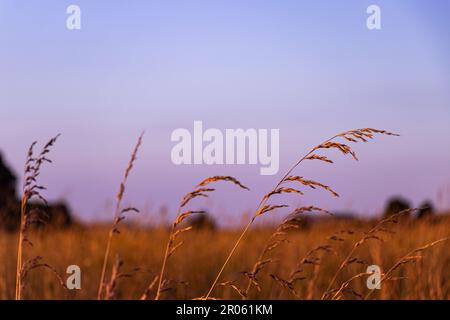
[383,197,411,218]
[187,212,217,230]
[417,200,435,219]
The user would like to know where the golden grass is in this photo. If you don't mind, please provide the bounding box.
[0,218,448,299]
[15,134,60,300]
[204,128,399,299]
[97,132,143,300]
[2,127,449,300]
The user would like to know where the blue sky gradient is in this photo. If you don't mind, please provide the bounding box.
[1,1,449,222]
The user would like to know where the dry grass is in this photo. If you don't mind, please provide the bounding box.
[15,134,61,300]
[154,175,249,299]
[1,127,449,300]
[204,128,399,299]
[97,132,143,299]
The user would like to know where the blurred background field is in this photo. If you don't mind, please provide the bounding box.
[0,213,449,300]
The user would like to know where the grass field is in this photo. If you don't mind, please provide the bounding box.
[0,215,448,300]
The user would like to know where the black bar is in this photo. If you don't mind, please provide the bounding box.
[1,300,448,319]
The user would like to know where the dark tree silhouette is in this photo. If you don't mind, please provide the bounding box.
[0,153,19,230]
[0,152,17,205]
[0,151,74,231]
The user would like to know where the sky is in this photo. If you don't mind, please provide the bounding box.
[1,1,449,223]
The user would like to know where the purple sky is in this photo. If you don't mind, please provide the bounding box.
[1,1,449,223]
